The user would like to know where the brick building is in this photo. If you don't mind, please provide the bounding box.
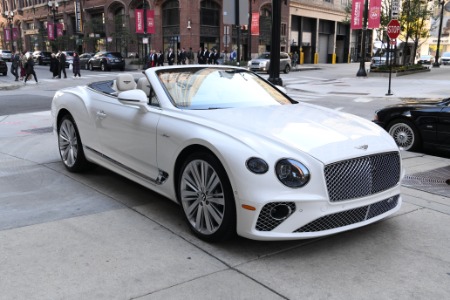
[1,0,351,64]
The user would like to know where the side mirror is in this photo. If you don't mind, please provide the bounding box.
[118,90,148,111]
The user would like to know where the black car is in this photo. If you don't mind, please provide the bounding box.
[32,51,52,65]
[79,52,95,70]
[0,58,7,75]
[87,52,125,71]
[373,98,450,152]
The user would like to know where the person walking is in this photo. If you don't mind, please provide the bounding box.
[20,51,27,81]
[24,54,38,84]
[50,53,59,78]
[10,51,20,81]
[157,50,164,66]
[58,50,67,78]
[167,48,175,65]
[72,52,81,78]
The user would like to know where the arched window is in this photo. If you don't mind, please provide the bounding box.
[162,0,180,27]
[200,0,220,27]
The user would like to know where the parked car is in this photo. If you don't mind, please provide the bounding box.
[87,51,125,71]
[248,52,292,74]
[438,52,450,65]
[370,52,390,69]
[79,52,95,70]
[0,58,8,75]
[0,49,12,62]
[373,98,450,152]
[51,65,402,242]
[32,51,52,65]
[416,55,435,65]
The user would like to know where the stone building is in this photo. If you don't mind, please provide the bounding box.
[0,0,352,64]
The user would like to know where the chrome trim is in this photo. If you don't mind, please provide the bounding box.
[85,146,168,185]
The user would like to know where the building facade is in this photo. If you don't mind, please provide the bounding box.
[0,0,352,64]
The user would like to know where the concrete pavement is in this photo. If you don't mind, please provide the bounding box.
[0,63,449,299]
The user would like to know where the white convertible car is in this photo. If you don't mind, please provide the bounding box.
[51,65,403,242]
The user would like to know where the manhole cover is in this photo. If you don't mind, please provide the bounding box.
[21,126,53,134]
[402,166,450,198]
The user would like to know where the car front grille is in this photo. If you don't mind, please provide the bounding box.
[324,152,400,202]
[255,202,296,231]
[294,195,399,233]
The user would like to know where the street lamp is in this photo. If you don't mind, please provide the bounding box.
[432,0,445,67]
[48,0,59,50]
[4,11,14,52]
[356,0,369,77]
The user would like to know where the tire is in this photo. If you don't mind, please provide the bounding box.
[85,63,89,70]
[177,152,236,242]
[57,114,92,172]
[387,119,421,151]
[101,63,106,71]
[284,65,291,74]
[89,63,93,71]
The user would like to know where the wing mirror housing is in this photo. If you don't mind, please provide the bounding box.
[118,90,148,112]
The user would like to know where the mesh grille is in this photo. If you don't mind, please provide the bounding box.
[294,195,399,233]
[324,152,400,202]
[256,202,296,231]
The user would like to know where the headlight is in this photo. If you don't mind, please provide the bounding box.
[246,157,269,174]
[275,159,310,188]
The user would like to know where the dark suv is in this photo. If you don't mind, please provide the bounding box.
[32,51,52,65]
[88,52,125,71]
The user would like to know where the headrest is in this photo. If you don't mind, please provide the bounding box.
[137,77,150,95]
[116,74,136,91]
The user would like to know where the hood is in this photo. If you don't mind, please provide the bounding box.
[188,104,397,164]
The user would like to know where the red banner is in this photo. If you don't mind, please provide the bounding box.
[4,28,11,42]
[135,9,144,34]
[251,12,259,36]
[48,23,55,40]
[351,0,364,30]
[12,28,19,41]
[147,10,155,34]
[56,23,64,37]
[368,0,381,29]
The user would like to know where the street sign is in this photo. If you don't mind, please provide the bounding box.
[387,19,401,40]
[391,0,400,19]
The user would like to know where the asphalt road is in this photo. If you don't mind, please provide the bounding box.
[0,94,52,115]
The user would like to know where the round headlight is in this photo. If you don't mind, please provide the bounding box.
[275,159,310,188]
[246,157,269,174]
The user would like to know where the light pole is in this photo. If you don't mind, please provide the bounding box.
[432,0,445,67]
[4,11,14,52]
[356,0,369,77]
[48,1,59,51]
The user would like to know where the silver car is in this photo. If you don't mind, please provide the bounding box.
[248,52,292,74]
[0,49,12,62]
[439,52,450,65]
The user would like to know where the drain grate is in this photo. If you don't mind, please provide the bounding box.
[21,126,53,134]
[402,166,450,197]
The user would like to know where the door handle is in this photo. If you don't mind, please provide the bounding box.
[96,111,107,119]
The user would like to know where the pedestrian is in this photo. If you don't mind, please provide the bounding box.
[187,47,193,64]
[157,50,164,66]
[20,51,27,81]
[180,48,186,64]
[10,51,20,81]
[197,47,204,64]
[167,48,175,65]
[58,50,67,78]
[50,53,59,78]
[24,54,38,84]
[72,52,81,78]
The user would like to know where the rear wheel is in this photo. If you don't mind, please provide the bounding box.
[387,119,421,151]
[284,65,291,74]
[57,114,92,172]
[101,63,106,71]
[89,63,93,71]
[177,152,236,242]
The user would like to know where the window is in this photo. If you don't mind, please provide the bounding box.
[162,0,180,26]
[201,0,220,26]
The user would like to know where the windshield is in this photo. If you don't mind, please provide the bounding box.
[257,53,271,59]
[156,67,295,110]
[442,52,450,57]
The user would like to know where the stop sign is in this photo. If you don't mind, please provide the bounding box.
[387,19,401,39]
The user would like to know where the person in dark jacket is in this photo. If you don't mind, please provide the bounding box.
[72,52,81,78]
[50,53,59,78]
[167,48,175,65]
[58,50,67,78]
[11,51,20,81]
[24,55,38,84]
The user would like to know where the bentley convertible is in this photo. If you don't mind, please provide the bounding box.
[51,65,403,242]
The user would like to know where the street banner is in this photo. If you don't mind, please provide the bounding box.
[251,12,259,35]
[48,23,55,40]
[4,28,11,42]
[146,10,155,34]
[351,0,363,30]
[74,0,83,33]
[12,28,19,41]
[368,0,382,29]
[56,23,64,37]
[135,9,144,34]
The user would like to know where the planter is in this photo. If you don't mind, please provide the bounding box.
[369,67,430,77]
[124,58,143,71]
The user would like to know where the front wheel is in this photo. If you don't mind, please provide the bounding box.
[177,152,236,242]
[89,63,93,71]
[387,119,421,151]
[57,114,92,172]
[284,65,291,74]
[101,63,106,71]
